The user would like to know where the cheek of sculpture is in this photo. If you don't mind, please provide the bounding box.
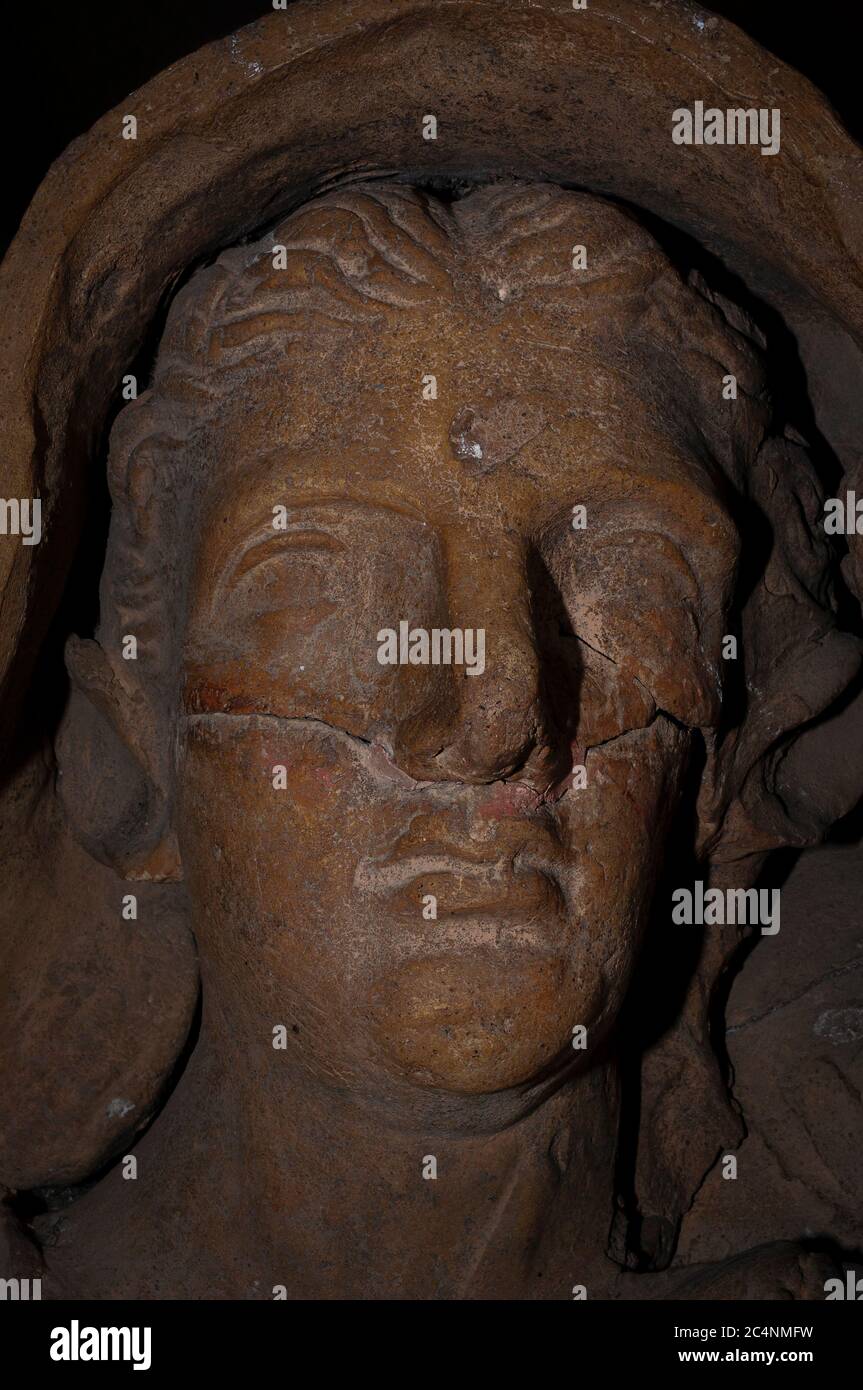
[176,712,688,1095]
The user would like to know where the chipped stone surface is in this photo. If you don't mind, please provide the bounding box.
[0,0,860,1300]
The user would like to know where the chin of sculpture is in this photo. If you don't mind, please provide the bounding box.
[0,0,860,1301]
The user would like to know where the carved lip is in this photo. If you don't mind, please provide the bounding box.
[396,877,563,920]
[355,847,566,917]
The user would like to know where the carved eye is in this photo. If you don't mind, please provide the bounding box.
[224,528,346,618]
[537,519,725,730]
[233,528,345,582]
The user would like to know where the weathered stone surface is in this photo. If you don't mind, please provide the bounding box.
[0,0,859,1299]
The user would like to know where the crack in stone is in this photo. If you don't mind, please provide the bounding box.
[583,708,690,763]
[571,632,619,667]
[184,708,374,747]
[185,710,546,795]
[187,706,692,802]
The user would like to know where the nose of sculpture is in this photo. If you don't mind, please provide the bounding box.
[429,659,541,785]
[391,534,559,786]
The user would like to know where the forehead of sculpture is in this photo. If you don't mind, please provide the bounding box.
[159,186,687,494]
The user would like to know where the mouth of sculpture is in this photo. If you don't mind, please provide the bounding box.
[390,862,563,917]
[356,846,568,937]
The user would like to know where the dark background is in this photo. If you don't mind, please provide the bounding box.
[2,0,860,258]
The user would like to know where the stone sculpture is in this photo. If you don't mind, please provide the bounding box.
[0,1,860,1300]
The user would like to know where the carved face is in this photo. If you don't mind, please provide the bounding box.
[161,196,742,1107]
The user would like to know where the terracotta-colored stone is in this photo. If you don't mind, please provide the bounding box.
[0,1,860,1299]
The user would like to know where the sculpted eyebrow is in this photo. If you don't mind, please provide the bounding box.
[577,503,738,611]
[231,527,347,582]
[214,492,426,591]
[213,510,349,595]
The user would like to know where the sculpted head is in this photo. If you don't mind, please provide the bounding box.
[58,181,838,1118]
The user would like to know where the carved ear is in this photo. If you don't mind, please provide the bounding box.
[57,635,181,881]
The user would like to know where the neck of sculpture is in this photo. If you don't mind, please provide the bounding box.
[181,984,622,1299]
